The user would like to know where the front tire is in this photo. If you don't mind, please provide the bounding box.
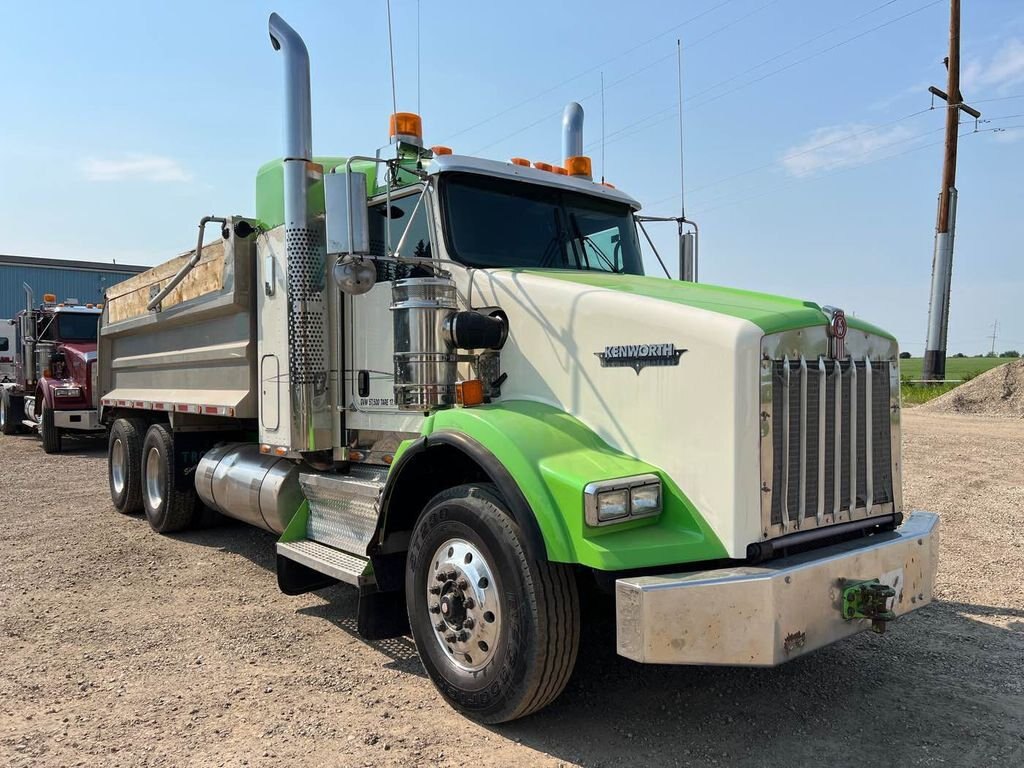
[109,417,147,514]
[141,423,198,533]
[406,484,580,724]
[39,401,62,454]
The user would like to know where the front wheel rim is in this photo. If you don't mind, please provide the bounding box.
[144,446,164,511]
[426,538,501,672]
[111,438,126,496]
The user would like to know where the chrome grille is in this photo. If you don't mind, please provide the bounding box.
[763,354,896,537]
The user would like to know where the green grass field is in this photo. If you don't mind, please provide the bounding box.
[899,356,1008,381]
[899,357,1009,405]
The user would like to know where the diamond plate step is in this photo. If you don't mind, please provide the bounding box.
[300,470,384,555]
[276,539,372,586]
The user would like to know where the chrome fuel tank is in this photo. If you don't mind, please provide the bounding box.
[195,443,303,534]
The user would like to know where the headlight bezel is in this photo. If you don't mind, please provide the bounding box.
[53,386,82,398]
[583,473,663,527]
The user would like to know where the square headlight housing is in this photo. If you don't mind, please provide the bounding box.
[584,474,663,527]
[53,386,82,398]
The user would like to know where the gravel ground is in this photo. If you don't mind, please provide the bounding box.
[1,411,1021,768]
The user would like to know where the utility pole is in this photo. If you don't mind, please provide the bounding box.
[923,0,981,380]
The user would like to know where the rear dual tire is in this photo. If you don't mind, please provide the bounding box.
[109,417,147,514]
[141,423,198,533]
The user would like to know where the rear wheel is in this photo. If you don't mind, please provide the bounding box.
[141,423,198,533]
[39,401,62,454]
[1,390,24,435]
[406,484,580,724]
[108,417,147,514]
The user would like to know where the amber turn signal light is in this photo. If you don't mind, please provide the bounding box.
[456,379,485,407]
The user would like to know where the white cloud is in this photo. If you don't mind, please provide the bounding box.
[80,153,192,182]
[780,124,916,178]
[962,38,1024,92]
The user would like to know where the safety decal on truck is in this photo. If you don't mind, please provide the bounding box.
[595,343,686,374]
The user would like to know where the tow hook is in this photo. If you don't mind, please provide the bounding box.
[841,579,896,634]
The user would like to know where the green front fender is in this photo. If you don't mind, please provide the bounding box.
[410,400,727,571]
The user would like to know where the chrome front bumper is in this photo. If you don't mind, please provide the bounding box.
[616,511,939,666]
[52,409,100,430]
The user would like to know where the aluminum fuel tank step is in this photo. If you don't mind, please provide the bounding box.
[300,469,387,556]
[276,539,372,586]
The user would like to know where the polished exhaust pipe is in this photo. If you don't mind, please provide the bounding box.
[562,102,584,162]
[269,12,331,453]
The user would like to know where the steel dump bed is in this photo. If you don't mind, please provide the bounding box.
[97,219,257,418]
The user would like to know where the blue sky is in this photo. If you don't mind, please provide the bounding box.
[2,0,1022,355]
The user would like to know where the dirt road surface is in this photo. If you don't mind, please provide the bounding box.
[1,411,1021,767]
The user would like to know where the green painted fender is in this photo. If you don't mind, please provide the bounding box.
[399,400,727,571]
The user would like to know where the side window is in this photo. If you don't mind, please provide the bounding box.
[0,337,8,352]
[367,191,432,279]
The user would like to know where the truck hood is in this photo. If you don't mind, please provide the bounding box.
[522,270,894,339]
[461,268,894,559]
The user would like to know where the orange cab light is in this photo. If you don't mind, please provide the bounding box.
[565,155,592,178]
[533,161,554,172]
[259,444,271,454]
[389,112,423,142]
[510,157,530,166]
[553,166,568,175]
[601,181,616,189]
[456,379,485,407]
[42,293,57,303]
[86,303,94,308]
[431,145,453,156]
[274,446,288,456]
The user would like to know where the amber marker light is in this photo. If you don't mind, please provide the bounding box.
[533,161,554,172]
[553,166,568,175]
[431,145,453,155]
[510,157,530,166]
[456,379,485,407]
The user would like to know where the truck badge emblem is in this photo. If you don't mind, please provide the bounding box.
[823,306,847,359]
[595,343,686,374]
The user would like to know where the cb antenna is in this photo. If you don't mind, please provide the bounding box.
[677,38,686,219]
[386,0,399,130]
[601,71,606,184]
[417,0,421,113]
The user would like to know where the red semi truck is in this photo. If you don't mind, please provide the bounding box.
[0,287,103,451]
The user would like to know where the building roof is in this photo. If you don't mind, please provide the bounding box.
[0,254,149,274]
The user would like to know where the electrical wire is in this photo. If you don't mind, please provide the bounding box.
[589,0,943,153]
[449,0,738,142]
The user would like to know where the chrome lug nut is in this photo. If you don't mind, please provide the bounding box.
[429,585,441,595]
[457,631,470,642]
[445,569,457,581]
[435,572,447,583]
[434,621,446,632]
[456,578,469,591]
[445,632,457,643]
[464,598,475,609]
[429,603,441,614]
[462,617,475,629]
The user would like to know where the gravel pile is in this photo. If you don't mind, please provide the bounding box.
[919,360,1024,417]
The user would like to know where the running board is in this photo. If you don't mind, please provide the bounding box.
[276,539,373,587]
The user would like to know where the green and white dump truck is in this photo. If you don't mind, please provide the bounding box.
[96,13,938,723]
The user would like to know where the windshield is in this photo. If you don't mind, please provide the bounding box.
[440,172,644,274]
[56,312,99,342]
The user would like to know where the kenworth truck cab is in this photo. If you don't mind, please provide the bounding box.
[0,289,103,451]
[95,14,937,724]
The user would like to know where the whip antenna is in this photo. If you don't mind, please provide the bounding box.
[601,71,606,183]
[386,0,399,125]
[677,38,686,219]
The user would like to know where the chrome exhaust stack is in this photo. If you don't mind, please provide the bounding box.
[562,102,584,162]
[269,13,332,453]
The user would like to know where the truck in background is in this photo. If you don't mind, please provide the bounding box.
[0,320,15,382]
[0,288,104,451]
[91,13,938,724]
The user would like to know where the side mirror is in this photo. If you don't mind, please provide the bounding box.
[325,170,370,258]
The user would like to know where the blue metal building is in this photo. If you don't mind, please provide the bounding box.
[0,255,148,318]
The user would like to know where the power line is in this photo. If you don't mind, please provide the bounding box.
[467,0,781,156]
[590,0,944,152]
[450,0,738,142]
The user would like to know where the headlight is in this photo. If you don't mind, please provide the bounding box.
[584,474,663,527]
[53,386,81,398]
